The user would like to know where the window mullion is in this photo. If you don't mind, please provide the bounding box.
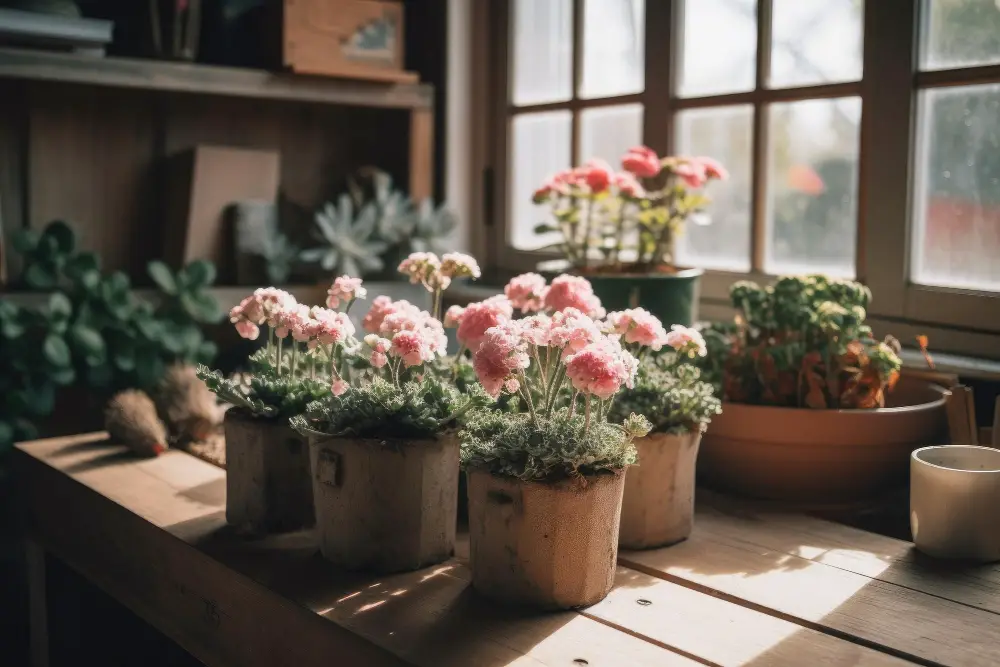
[570,0,584,165]
[749,0,773,273]
[860,0,918,318]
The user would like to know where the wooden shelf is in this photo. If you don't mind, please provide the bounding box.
[0,47,433,110]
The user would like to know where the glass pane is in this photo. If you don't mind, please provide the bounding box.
[579,104,644,166]
[677,0,756,98]
[765,97,861,277]
[769,0,863,88]
[922,0,1000,71]
[674,106,754,272]
[512,0,573,106]
[580,0,645,99]
[912,85,1000,291]
[510,111,573,250]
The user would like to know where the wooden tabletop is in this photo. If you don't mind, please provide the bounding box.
[14,433,1000,667]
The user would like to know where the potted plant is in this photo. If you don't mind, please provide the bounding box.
[531,147,726,327]
[696,275,948,506]
[292,252,491,573]
[198,278,364,535]
[458,275,653,610]
[603,312,722,549]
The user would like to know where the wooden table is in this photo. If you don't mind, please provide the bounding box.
[15,433,1000,667]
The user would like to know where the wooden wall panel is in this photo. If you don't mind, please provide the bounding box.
[0,79,27,285]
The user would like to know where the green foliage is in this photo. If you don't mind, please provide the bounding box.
[293,375,492,440]
[197,358,329,420]
[460,408,649,483]
[0,220,222,453]
[610,360,721,435]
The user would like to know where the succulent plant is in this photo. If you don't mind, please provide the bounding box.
[299,195,389,278]
[408,199,459,256]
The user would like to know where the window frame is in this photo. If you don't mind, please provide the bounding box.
[476,0,1000,356]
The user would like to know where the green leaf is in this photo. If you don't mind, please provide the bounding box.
[533,223,559,235]
[12,229,38,255]
[24,263,59,290]
[43,334,71,367]
[135,347,165,389]
[184,260,216,288]
[22,383,55,417]
[113,347,136,372]
[180,291,222,323]
[70,324,105,356]
[161,325,187,354]
[48,292,73,320]
[44,220,75,254]
[135,316,163,342]
[148,261,177,295]
[0,421,13,452]
[50,366,76,386]
[197,340,218,363]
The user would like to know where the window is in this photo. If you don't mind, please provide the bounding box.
[480,0,1000,354]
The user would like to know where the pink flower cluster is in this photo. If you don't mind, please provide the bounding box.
[504,272,547,313]
[362,297,447,368]
[565,336,638,400]
[542,275,605,318]
[665,325,707,358]
[621,146,661,179]
[229,287,298,340]
[665,156,729,189]
[326,275,366,309]
[452,295,514,352]
[472,321,530,398]
[228,287,358,348]
[606,308,669,350]
[398,251,481,293]
[533,158,641,202]
[398,252,443,289]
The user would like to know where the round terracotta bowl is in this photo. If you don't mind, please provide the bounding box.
[698,377,949,507]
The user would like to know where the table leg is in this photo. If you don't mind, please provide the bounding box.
[25,539,49,667]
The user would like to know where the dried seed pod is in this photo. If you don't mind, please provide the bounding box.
[105,390,168,457]
[155,363,222,442]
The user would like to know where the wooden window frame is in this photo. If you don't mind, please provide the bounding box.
[474,0,1000,357]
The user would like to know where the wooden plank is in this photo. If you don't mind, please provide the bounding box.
[0,47,432,110]
[15,436,699,667]
[621,497,1000,666]
[409,107,434,200]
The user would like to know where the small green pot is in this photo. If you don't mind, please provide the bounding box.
[539,261,704,327]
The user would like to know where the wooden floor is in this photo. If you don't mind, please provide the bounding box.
[14,433,1000,667]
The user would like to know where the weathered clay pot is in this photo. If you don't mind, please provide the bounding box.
[309,433,458,573]
[467,468,626,610]
[619,431,701,550]
[699,377,948,507]
[224,408,315,534]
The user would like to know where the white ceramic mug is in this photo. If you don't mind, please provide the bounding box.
[911,445,1000,562]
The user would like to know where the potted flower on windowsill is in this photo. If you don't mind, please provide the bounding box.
[603,311,722,550]
[459,279,653,610]
[292,252,491,574]
[532,146,727,327]
[696,274,948,507]
[197,278,364,535]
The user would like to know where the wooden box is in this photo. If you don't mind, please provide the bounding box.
[282,0,418,83]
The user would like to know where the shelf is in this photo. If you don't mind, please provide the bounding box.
[0,47,433,110]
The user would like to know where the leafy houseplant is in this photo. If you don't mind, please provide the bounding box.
[531,147,727,327]
[696,274,948,505]
[291,252,488,573]
[0,221,221,457]
[452,273,659,610]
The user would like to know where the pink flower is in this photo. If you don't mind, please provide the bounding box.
[565,336,638,400]
[543,274,605,318]
[665,325,707,358]
[444,304,465,328]
[274,303,310,339]
[456,295,513,352]
[673,160,707,189]
[504,272,548,313]
[364,333,391,354]
[331,379,349,396]
[519,313,553,347]
[579,158,613,193]
[254,287,296,327]
[391,330,430,367]
[606,308,668,350]
[309,307,354,347]
[440,253,481,280]
[326,275,366,309]
[614,172,646,199]
[472,321,530,398]
[621,146,662,178]
[398,252,448,291]
[363,295,395,333]
[370,351,388,368]
[533,179,557,203]
[504,377,521,394]
[234,319,260,340]
[549,307,603,357]
[697,156,728,181]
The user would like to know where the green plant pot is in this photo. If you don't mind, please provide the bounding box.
[538,261,704,327]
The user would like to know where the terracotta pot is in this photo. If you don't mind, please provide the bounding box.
[911,445,1000,562]
[224,408,315,534]
[467,468,625,610]
[309,433,458,573]
[699,377,948,507]
[619,431,701,550]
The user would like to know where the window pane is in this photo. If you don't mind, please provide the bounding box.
[922,0,1000,71]
[510,111,573,250]
[677,0,756,98]
[512,0,573,106]
[765,97,861,277]
[579,104,644,166]
[674,106,754,272]
[912,85,1000,291]
[580,0,645,99]
[770,0,863,88]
